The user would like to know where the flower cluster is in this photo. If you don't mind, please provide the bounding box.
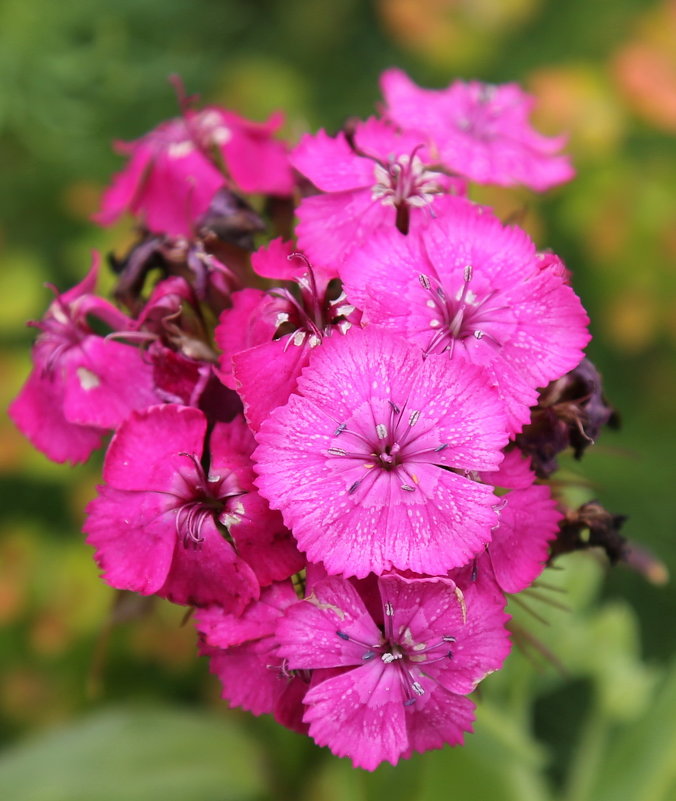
[10,71,619,769]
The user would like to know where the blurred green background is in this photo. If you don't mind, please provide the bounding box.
[1,1,675,799]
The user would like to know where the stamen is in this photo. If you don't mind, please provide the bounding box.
[381,651,402,663]
[421,651,454,664]
[335,304,355,317]
[335,630,381,650]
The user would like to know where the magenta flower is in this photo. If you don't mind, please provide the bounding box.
[94,106,293,238]
[8,256,159,464]
[381,68,574,191]
[254,326,509,577]
[340,197,591,433]
[453,451,562,595]
[197,581,309,733]
[291,118,464,269]
[85,405,303,611]
[277,573,510,769]
[217,240,359,431]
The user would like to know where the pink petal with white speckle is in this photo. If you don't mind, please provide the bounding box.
[233,337,311,432]
[278,576,382,669]
[291,129,374,192]
[102,405,206,490]
[302,660,408,770]
[254,328,508,577]
[85,487,176,595]
[403,686,475,756]
[9,369,104,464]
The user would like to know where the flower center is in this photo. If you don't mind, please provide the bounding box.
[455,83,501,141]
[419,266,510,357]
[171,453,245,548]
[327,400,447,496]
[372,153,443,211]
[272,257,355,350]
[335,601,455,706]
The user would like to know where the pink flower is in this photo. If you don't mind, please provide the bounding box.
[291,118,464,269]
[340,197,591,433]
[381,68,574,191]
[217,240,359,431]
[85,405,303,611]
[8,256,159,464]
[200,108,293,196]
[454,451,562,594]
[254,326,509,577]
[277,573,510,769]
[196,581,309,734]
[94,106,293,238]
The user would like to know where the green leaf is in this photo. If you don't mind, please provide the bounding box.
[588,660,676,801]
[0,705,266,801]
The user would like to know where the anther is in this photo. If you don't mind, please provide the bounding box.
[419,274,431,291]
[464,264,473,283]
[327,447,346,457]
[348,480,361,495]
[408,410,421,426]
[384,602,394,616]
[400,484,416,492]
[376,424,388,440]
[412,681,425,696]
[334,423,347,436]
[434,443,448,452]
